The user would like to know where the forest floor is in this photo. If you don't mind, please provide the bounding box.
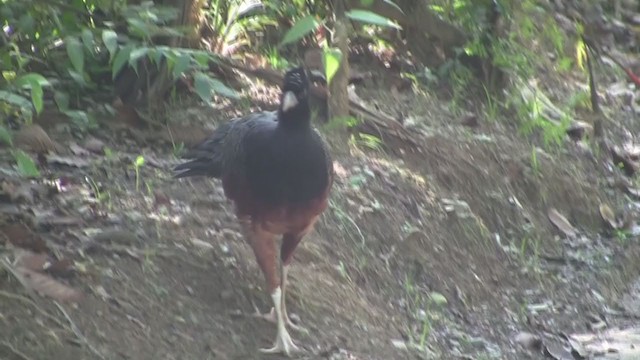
[2,37,640,360]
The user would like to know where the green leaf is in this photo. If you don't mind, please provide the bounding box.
[323,48,342,85]
[112,45,133,79]
[14,73,50,88]
[65,36,85,74]
[345,9,401,29]
[360,0,374,6]
[0,125,13,146]
[382,0,404,14]
[0,90,33,115]
[102,29,118,59]
[68,70,87,87]
[14,150,40,178]
[129,47,150,73]
[30,81,43,114]
[54,91,69,111]
[193,72,239,101]
[134,155,145,167]
[81,28,94,52]
[280,15,321,47]
[13,73,47,114]
[172,53,191,78]
[428,292,448,306]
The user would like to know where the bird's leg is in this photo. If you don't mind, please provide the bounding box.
[246,222,278,323]
[245,224,300,355]
[259,287,301,356]
[280,264,308,333]
[251,264,306,333]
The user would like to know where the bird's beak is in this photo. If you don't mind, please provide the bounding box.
[281,91,298,112]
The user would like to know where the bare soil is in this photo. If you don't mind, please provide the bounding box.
[1,60,639,360]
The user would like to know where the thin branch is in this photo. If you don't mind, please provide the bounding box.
[54,302,106,360]
[0,340,34,360]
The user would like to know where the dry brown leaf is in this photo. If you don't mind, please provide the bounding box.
[1,223,48,253]
[14,249,50,272]
[611,146,639,176]
[69,142,90,156]
[45,154,91,168]
[599,203,619,229]
[83,137,105,154]
[566,121,593,141]
[548,208,577,237]
[34,214,83,228]
[14,124,64,154]
[570,327,640,360]
[14,266,83,303]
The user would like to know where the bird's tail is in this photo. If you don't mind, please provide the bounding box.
[173,157,222,179]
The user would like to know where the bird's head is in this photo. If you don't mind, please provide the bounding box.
[280,66,309,116]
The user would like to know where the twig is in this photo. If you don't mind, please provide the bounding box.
[0,340,34,360]
[54,302,106,360]
[0,290,66,329]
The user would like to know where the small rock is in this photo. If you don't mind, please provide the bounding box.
[514,331,542,350]
[220,289,233,300]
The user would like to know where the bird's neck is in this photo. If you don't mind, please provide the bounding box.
[277,102,312,130]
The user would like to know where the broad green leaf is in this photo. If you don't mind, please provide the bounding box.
[68,70,87,87]
[152,48,164,65]
[14,150,40,178]
[172,53,191,78]
[429,292,448,306]
[0,125,13,146]
[134,155,145,167]
[323,48,342,85]
[194,72,239,101]
[54,91,69,111]
[65,36,85,73]
[112,45,133,79]
[81,28,94,51]
[129,47,150,74]
[280,15,320,47]
[345,9,401,29]
[383,0,404,14]
[0,90,32,113]
[14,73,50,88]
[102,29,118,59]
[360,0,374,6]
[30,81,43,114]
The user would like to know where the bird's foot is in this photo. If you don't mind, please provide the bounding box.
[252,304,277,323]
[253,306,308,333]
[259,326,301,357]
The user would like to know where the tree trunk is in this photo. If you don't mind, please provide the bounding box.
[328,0,350,120]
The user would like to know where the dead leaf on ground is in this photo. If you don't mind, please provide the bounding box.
[45,154,91,168]
[69,142,90,156]
[599,203,620,229]
[543,341,574,360]
[13,265,83,303]
[461,114,479,128]
[548,208,577,237]
[32,208,83,228]
[83,137,105,154]
[570,327,640,360]
[566,121,593,141]
[14,248,75,278]
[1,181,35,203]
[92,228,139,245]
[14,249,50,272]
[14,124,64,154]
[514,331,542,350]
[1,223,48,253]
[611,146,639,176]
[166,123,211,147]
